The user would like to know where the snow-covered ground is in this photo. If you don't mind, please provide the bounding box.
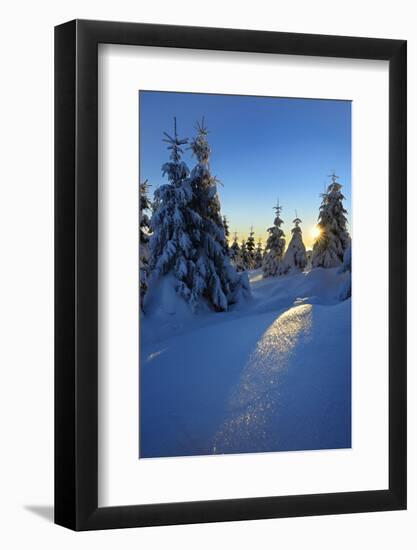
[140,268,351,458]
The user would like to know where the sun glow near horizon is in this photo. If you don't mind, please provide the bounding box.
[227,223,321,254]
[310,225,322,241]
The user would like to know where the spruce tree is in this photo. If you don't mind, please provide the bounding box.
[254,238,264,269]
[246,226,256,269]
[262,200,286,277]
[139,179,152,306]
[283,215,307,273]
[147,118,200,305]
[188,118,250,310]
[229,232,242,269]
[222,215,230,255]
[240,238,249,270]
[312,172,350,268]
[338,242,352,300]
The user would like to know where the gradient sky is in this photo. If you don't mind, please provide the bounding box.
[139,91,351,250]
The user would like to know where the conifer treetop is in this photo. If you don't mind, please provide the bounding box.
[273,198,284,226]
[195,116,209,136]
[161,117,190,188]
[283,212,307,274]
[140,178,149,191]
[189,117,211,164]
[262,198,286,277]
[327,171,342,192]
[328,170,339,183]
[162,117,188,163]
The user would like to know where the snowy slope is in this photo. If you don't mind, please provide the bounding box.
[140,268,351,458]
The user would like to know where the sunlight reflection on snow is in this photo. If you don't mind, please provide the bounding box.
[146,349,166,363]
[249,272,264,284]
[212,304,312,454]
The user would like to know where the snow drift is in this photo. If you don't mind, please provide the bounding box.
[140,267,351,458]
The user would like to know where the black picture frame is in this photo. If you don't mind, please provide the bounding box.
[55,19,407,531]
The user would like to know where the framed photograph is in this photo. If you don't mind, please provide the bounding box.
[55,20,406,530]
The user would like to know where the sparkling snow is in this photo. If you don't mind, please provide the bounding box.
[140,267,351,458]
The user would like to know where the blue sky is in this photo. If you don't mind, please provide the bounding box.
[139,91,351,249]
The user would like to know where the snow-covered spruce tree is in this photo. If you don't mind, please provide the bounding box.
[229,232,242,269]
[262,200,286,277]
[188,118,250,310]
[254,238,264,269]
[338,241,352,300]
[283,216,307,273]
[245,226,256,269]
[341,241,351,272]
[139,179,152,307]
[240,238,249,270]
[233,239,247,272]
[222,215,230,255]
[312,172,350,268]
[147,118,201,306]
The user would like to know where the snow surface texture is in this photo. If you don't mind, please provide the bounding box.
[140,267,351,458]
